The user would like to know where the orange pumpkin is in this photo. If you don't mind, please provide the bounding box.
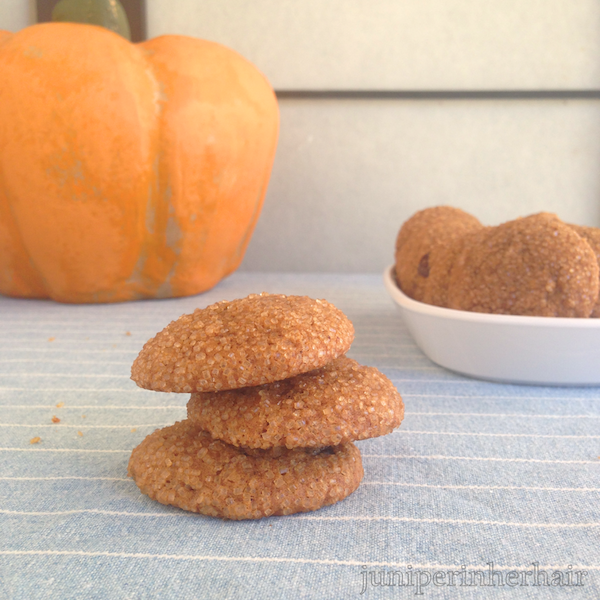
[0,23,278,303]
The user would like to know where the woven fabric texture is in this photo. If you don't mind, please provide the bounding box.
[0,273,598,599]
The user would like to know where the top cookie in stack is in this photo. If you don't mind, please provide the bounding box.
[128,293,404,520]
[131,293,355,393]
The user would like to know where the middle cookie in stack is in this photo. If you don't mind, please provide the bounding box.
[129,293,404,520]
[187,355,403,450]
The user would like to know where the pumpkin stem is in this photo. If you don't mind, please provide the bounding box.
[51,0,131,40]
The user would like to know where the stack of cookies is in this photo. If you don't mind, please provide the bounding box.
[128,293,404,520]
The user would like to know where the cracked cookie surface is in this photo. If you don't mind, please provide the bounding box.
[128,419,364,520]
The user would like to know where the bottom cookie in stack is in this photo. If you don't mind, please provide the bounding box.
[128,420,363,520]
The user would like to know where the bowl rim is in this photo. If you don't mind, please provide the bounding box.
[383,265,600,329]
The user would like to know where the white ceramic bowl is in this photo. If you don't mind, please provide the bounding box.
[383,265,600,386]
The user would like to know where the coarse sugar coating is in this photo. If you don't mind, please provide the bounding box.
[567,224,600,317]
[127,420,364,520]
[447,213,600,317]
[130,293,355,393]
[187,356,404,449]
[421,227,491,308]
[395,206,483,304]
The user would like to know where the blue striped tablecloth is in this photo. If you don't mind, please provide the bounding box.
[0,272,598,599]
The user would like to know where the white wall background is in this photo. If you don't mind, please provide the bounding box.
[242,98,600,271]
[0,0,35,32]
[147,0,600,91]
[146,1,600,273]
[4,1,600,273]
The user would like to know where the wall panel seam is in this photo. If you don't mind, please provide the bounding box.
[275,90,600,100]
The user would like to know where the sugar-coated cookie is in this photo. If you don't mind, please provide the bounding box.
[395,206,483,306]
[187,356,404,449]
[447,213,599,317]
[128,420,364,520]
[567,223,600,317]
[131,293,355,393]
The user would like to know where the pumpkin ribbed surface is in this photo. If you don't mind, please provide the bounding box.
[0,23,279,303]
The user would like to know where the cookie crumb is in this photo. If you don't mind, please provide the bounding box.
[51,416,60,424]
[125,331,132,336]
[56,402,64,408]
[47,337,55,342]
[81,415,86,419]
[30,437,41,444]
[77,431,83,437]
[131,428,137,432]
